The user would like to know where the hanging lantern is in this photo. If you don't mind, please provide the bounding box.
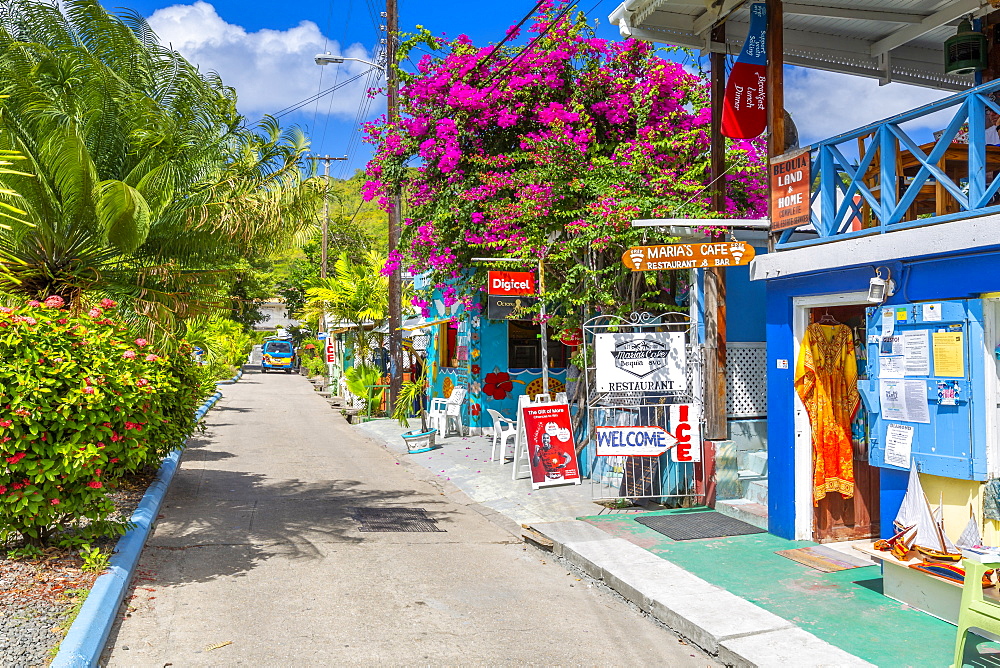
[944,18,988,75]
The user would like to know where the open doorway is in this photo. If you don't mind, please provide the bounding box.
[793,294,879,542]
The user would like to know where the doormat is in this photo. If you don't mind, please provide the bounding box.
[634,511,765,540]
[351,507,445,533]
[775,545,874,573]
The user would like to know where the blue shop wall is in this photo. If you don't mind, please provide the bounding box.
[422,291,567,434]
[764,249,1000,541]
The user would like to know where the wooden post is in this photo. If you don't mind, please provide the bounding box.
[766,0,784,252]
[386,0,403,411]
[704,23,728,444]
[699,23,727,506]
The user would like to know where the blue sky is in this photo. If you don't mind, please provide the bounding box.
[104,0,950,179]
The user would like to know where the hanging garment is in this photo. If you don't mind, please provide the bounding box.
[795,323,860,505]
[984,479,1000,522]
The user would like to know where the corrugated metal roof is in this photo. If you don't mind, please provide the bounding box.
[608,0,995,91]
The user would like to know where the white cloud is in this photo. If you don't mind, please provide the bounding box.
[785,68,952,145]
[147,1,382,119]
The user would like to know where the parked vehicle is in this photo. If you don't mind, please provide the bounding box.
[261,338,295,374]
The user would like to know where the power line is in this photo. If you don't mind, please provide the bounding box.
[480,1,578,89]
[272,69,376,119]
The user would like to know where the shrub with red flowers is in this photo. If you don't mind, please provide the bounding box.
[364,2,766,329]
[0,299,210,546]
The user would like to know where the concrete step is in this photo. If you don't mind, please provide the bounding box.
[743,478,769,506]
[737,470,766,481]
[714,498,768,531]
[737,450,768,477]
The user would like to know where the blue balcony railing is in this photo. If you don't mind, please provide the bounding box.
[776,78,1000,250]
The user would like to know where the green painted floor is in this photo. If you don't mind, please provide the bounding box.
[581,508,1000,668]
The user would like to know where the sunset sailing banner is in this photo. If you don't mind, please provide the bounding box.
[721,3,767,139]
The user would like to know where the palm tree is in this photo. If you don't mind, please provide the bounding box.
[0,0,322,338]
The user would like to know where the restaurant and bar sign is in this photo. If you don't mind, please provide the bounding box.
[770,149,811,231]
[622,241,755,271]
[487,295,539,321]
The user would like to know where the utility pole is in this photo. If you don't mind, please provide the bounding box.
[386,0,403,411]
[306,155,347,333]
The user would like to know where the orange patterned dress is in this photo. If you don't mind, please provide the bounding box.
[794,323,860,505]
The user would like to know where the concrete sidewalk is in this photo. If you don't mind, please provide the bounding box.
[356,420,877,667]
[101,372,715,666]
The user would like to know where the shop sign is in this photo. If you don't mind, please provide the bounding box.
[486,295,539,320]
[559,328,583,347]
[521,403,580,487]
[487,270,535,296]
[595,426,674,457]
[326,340,335,363]
[770,149,811,231]
[669,404,701,463]
[623,241,755,271]
[594,332,686,393]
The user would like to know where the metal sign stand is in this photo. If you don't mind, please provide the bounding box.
[582,312,704,505]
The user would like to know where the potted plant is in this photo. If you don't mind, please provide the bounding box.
[392,369,437,453]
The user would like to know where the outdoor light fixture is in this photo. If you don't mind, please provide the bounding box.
[945,18,987,75]
[314,53,384,70]
[867,267,895,304]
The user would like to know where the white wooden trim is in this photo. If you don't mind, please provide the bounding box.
[792,291,870,541]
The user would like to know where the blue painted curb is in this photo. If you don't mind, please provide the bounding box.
[215,369,243,385]
[51,386,229,667]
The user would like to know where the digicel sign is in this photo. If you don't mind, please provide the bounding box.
[487,270,536,296]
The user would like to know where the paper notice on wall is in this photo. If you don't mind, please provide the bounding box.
[922,303,942,322]
[903,380,930,423]
[880,334,902,357]
[884,423,914,469]
[932,332,965,377]
[881,307,895,336]
[880,379,930,423]
[879,356,905,378]
[902,330,930,376]
[880,379,906,420]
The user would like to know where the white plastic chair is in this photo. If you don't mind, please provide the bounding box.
[427,398,448,434]
[442,386,467,437]
[487,409,517,463]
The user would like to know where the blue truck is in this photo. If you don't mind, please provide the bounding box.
[261,337,295,374]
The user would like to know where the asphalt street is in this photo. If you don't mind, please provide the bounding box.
[103,370,718,666]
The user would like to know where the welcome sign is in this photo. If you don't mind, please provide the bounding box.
[595,426,675,457]
[594,332,686,393]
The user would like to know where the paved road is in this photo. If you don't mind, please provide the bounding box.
[104,371,717,666]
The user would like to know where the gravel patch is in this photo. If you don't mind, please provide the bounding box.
[0,467,157,665]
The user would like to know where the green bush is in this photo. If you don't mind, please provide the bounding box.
[298,338,327,378]
[187,317,253,380]
[0,297,210,546]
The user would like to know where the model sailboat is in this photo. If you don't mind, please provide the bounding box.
[890,463,962,562]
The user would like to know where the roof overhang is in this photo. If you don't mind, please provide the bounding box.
[608,0,996,91]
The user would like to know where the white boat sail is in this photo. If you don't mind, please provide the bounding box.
[893,463,961,560]
[956,507,984,551]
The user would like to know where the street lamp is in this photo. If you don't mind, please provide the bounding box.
[314,53,385,70]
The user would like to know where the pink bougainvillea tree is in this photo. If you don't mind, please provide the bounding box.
[363,2,767,333]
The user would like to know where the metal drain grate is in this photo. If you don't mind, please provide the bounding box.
[634,511,764,541]
[351,507,444,533]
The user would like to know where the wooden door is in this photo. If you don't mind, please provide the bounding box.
[814,459,880,542]
[809,304,881,542]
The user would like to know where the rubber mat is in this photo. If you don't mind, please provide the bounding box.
[634,511,764,540]
[351,507,445,532]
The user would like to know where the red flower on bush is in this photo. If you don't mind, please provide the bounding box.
[0,419,11,428]
[483,372,513,400]
[87,481,103,489]
[122,350,136,360]
[100,298,116,309]
[50,498,60,505]
[6,452,25,464]
[43,295,64,308]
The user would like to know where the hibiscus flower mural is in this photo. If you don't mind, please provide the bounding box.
[483,371,514,400]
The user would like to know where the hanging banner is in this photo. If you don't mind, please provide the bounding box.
[521,403,581,488]
[623,241,755,271]
[594,332,686,393]
[770,150,811,231]
[721,3,767,139]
